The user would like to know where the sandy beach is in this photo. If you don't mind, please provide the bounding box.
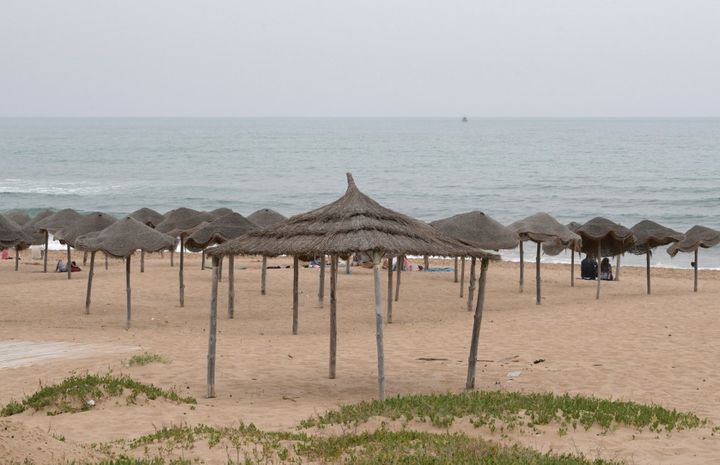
[1,250,719,464]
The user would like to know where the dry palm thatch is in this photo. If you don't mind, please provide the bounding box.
[541,221,585,288]
[204,173,499,401]
[186,212,258,249]
[1,215,32,271]
[129,207,165,228]
[156,208,215,306]
[247,208,287,228]
[208,207,234,219]
[33,208,83,274]
[75,217,176,328]
[627,220,684,295]
[55,212,117,247]
[5,211,31,226]
[21,209,55,246]
[667,225,720,293]
[509,213,581,304]
[575,217,635,300]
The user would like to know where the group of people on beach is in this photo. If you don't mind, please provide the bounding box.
[580,255,613,280]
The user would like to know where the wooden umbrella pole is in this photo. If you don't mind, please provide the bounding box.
[454,257,459,282]
[519,241,524,293]
[179,236,185,307]
[292,256,299,334]
[459,256,465,298]
[14,246,19,271]
[206,255,220,398]
[140,250,145,273]
[125,255,132,329]
[615,254,621,281]
[346,254,351,274]
[329,254,337,379]
[387,256,394,323]
[394,255,402,302]
[372,252,386,400]
[646,250,651,295]
[466,257,489,389]
[67,244,72,280]
[424,255,430,271]
[85,251,96,314]
[105,253,108,270]
[694,249,698,292]
[535,241,541,305]
[261,256,267,295]
[43,230,49,272]
[227,255,235,319]
[218,255,223,282]
[83,251,88,266]
[596,242,601,300]
[570,248,575,287]
[201,249,205,270]
[466,257,476,312]
[318,254,325,307]
[171,249,174,267]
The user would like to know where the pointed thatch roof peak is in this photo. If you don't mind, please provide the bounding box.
[186,212,258,249]
[0,214,32,250]
[5,211,31,226]
[667,225,720,257]
[34,208,83,234]
[55,212,117,247]
[130,208,165,228]
[76,217,176,258]
[156,207,214,237]
[247,208,287,228]
[21,209,55,245]
[509,212,581,249]
[575,217,635,256]
[208,208,234,219]
[210,173,498,259]
[629,220,684,254]
[430,211,519,251]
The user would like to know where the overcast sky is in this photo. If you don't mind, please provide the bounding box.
[2,0,719,117]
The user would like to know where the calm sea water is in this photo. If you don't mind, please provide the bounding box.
[1,118,718,268]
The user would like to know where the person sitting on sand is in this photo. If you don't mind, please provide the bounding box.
[70,261,81,272]
[55,260,67,272]
[600,257,613,281]
[580,255,597,280]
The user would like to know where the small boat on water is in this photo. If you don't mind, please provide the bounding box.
[462,116,468,122]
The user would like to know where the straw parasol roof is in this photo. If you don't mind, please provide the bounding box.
[186,212,258,250]
[156,208,214,237]
[208,208,234,219]
[0,214,32,250]
[21,209,55,245]
[5,211,31,226]
[76,217,175,258]
[129,208,165,228]
[542,221,583,256]
[34,208,83,234]
[509,213,581,248]
[210,176,495,259]
[247,208,287,228]
[576,217,635,257]
[667,225,720,257]
[430,211,519,251]
[629,220,685,255]
[55,212,117,248]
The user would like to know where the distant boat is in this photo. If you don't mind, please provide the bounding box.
[462,116,468,122]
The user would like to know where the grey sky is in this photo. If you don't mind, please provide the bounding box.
[2,0,719,117]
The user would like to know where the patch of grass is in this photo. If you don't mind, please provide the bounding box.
[119,424,621,465]
[126,353,169,367]
[300,390,705,434]
[0,374,196,417]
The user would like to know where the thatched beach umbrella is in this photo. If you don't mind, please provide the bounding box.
[34,208,83,275]
[431,211,518,312]
[575,217,635,299]
[629,220,684,294]
[76,217,175,327]
[247,208,288,296]
[187,212,258,318]
[129,208,165,272]
[55,212,117,279]
[208,207,234,219]
[509,213,581,305]
[21,209,55,245]
[156,208,214,306]
[207,173,498,400]
[0,215,32,271]
[5,211,31,227]
[542,221,584,286]
[667,225,720,292]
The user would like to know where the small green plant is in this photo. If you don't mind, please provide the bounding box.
[0,374,195,417]
[300,390,705,434]
[126,353,169,367]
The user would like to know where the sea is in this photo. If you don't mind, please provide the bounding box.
[1,117,718,269]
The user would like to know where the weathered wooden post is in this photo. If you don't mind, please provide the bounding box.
[329,254,337,379]
[66,244,72,280]
[105,252,108,270]
[454,257,458,282]
[83,251,88,266]
[372,251,385,400]
[261,256,268,295]
[519,241,524,293]
[387,255,394,323]
[646,251,652,294]
[346,254,351,274]
[14,246,19,271]
[596,242,602,300]
[693,249,699,292]
[43,230,49,272]
[570,248,575,287]
[179,235,185,307]
[466,257,476,312]
[318,255,325,307]
[615,254,621,281]
[466,257,489,389]
[125,255,132,329]
[535,241,541,305]
[227,255,235,318]
[85,251,96,314]
[201,249,205,270]
[459,256,465,298]
[207,255,220,398]
[292,256,299,334]
[394,255,402,302]
[423,255,429,271]
[140,250,145,273]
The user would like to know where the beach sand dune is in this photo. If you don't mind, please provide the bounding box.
[1,250,719,463]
